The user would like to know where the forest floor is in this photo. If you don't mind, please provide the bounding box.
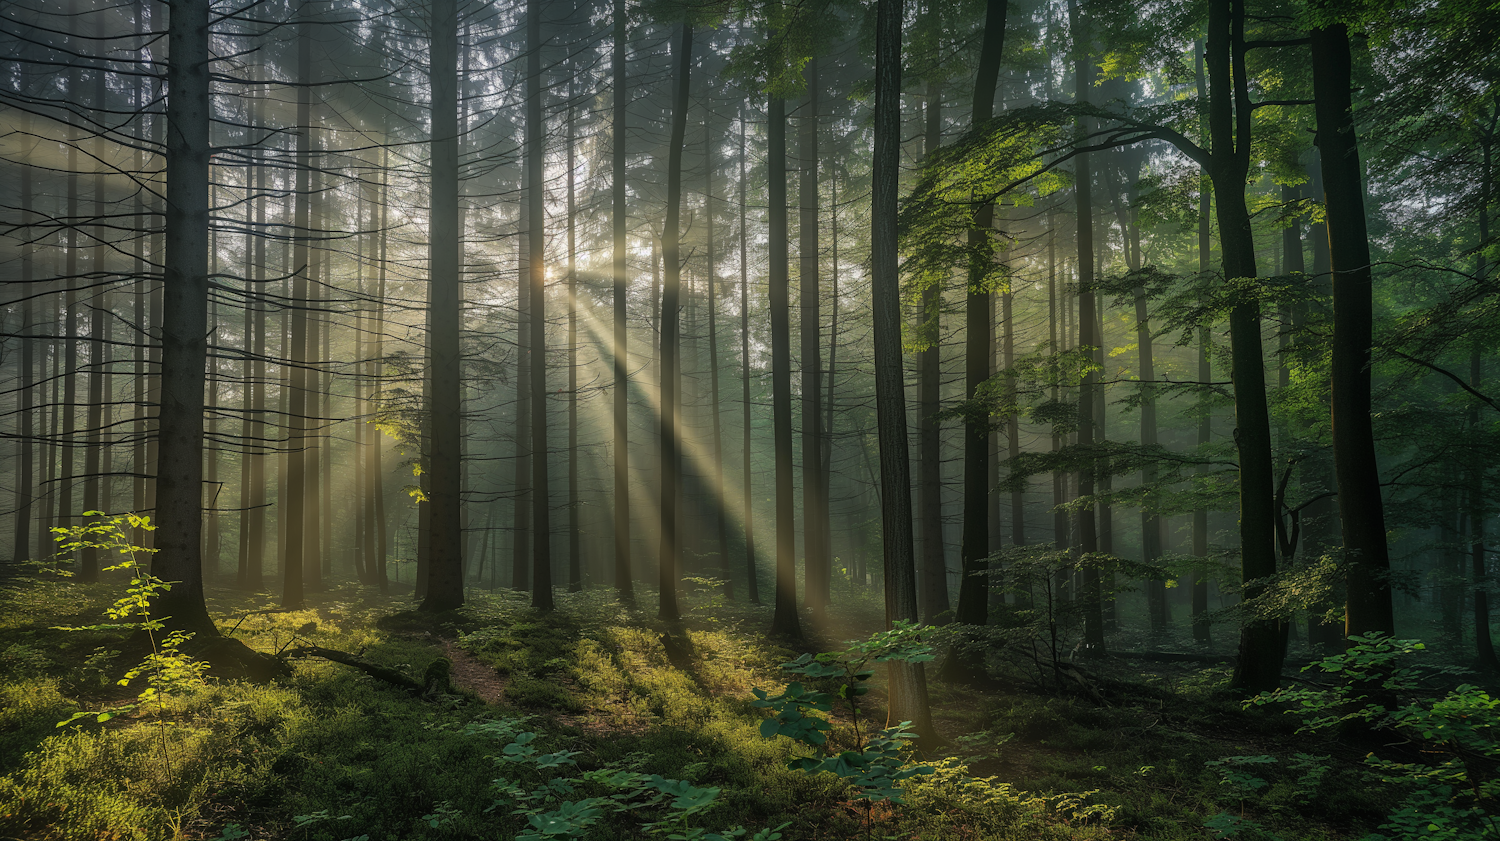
[0,577,1396,841]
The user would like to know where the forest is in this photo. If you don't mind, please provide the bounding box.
[0,0,1496,838]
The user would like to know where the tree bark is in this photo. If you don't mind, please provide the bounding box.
[955,0,1007,641]
[800,59,828,620]
[1191,38,1212,645]
[1208,0,1281,692]
[768,91,801,638]
[1310,22,1395,644]
[419,0,465,611]
[873,0,933,740]
[612,0,632,598]
[1069,0,1104,653]
[707,116,731,597]
[152,0,216,634]
[918,79,948,624]
[527,0,554,611]
[739,112,760,604]
[658,22,692,622]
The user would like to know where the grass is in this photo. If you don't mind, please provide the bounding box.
[0,576,1390,841]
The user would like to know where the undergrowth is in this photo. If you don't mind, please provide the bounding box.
[0,578,1444,840]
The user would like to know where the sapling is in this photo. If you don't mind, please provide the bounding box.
[750,621,940,836]
[51,513,209,775]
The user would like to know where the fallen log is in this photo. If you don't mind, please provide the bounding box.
[281,645,424,692]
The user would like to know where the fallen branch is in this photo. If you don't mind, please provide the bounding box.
[280,646,423,692]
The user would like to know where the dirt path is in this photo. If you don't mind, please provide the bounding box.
[442,639,507,704]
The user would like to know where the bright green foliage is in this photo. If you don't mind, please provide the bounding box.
[49,515,209,745]
[1248,635,1500,840]
[749,622,939,808]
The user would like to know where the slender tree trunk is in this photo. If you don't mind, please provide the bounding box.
[1050,223,1067,556]
[918,79,948,624]
[512,172,532,592]
[281,9,315,610]
[1208,0,1281,692]
[611,0,631,598]
[954,0,1007,647]
[706,118,731,597]
[740,112,760,604]
[658,22,692,622]
[567,94,582,593]
[1468,115,1496,666]
[825,175,840,585]
[303,156,323,593]
[373,151,390,592]
[799,59,828,619]
[1192,38,1212,644]
[1310,22,1395,644]
[152,0,215,633]
[1069,0,1104,652]
[14,99,35,563]
[527,0,554,611]
[768,90,802,639]
[873,0,933,740]
[83,42,109,576]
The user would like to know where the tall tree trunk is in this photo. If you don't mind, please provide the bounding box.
[1467,114,1496,666]
[799,59,828,619]
[302,157,323,593]
[954,0,1007,648]
[512,172,532,592]
[768,90,802,639]
[873,0,933,740]
[281,10,315,610]
[527,0,554,611]
[825,175,841,586]
[420,0,464,611]
[373,150,390,592]
[1069,0,1105,652]
[658,22,692,622]
[611,0,632,598]
[152,0,215,633]
[707,117,731,597]
[1310,22,1395,644]
[83,41,109,577]
[1050,222,1067,556]
[1192,38,1212,644]
[567,93,582,593]
[739,112,760,604]
[1208,0,1281,692]
[14,85,35,563]
[918,79,948,624]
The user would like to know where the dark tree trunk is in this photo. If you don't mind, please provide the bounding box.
[918,79,948,624]
[1069,0,1104,653]
[1208,0,1281,692]
[658,22,692,622]
[420,0,465,611]
[527,0,554,611]
[152,0,216,634]
[281,12,315,610]
[740,113,760,604]
[954,0,1007,641]
[1191,38,1212,644]
[800,59,829,620]
[512,169,532,592]
[873,0,933,740]
[768,92,801,638]
[1311,23,1396,645]
[612,0,632,597]
[707,117,731,597]
[568,94,582,594]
